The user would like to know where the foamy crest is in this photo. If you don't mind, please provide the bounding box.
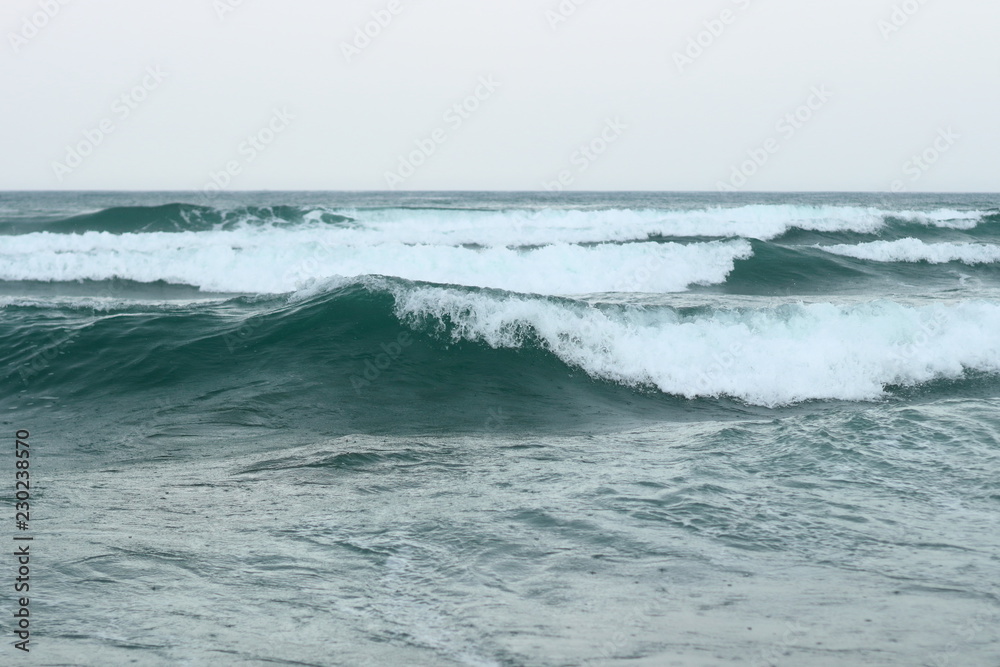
[886,209,984,228]
[321,205,986,245]
[390,284,1000,406]
[0,230,751,295]
[821,239,1000,265]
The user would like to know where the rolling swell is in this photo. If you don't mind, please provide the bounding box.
[3,194,1000,433]
[6,277,1000,434]
[0,203,353,235]
[713,240,874,294]
[773,211,1000,245]
[714,240,1000,295]
[2,281,712,436]
[1,200,992,241]
[0,201,996,299]
[4,232,998,297]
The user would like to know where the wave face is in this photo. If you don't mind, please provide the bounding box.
[2,191,999,411]
[5,277,1000,420]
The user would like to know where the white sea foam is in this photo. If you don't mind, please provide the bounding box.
[301,205,987,245]
[821,239,1000,265]
[81,203,982,245]
[0,205,990,294]
[887,208,985,227]
[0,230,752,295]
[383,281,1000,406]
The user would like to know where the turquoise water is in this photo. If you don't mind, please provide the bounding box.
[2,192,999,665]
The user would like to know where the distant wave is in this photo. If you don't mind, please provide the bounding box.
[0,203,352,235]
[4,233,1000,297]
[0,202,990,242]
[1,202,998,301]
[0,234,752,294]
[820,238,1000,265]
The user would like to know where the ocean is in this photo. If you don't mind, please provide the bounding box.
[2,191,998,666]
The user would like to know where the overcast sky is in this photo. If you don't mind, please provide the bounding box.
[2,0,997,191]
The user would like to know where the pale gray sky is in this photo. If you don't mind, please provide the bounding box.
[2,0,997,191]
